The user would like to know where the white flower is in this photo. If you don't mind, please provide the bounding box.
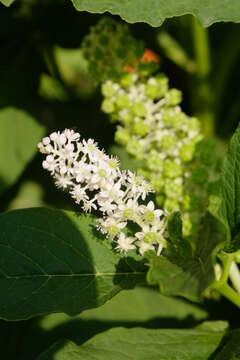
[118,199,140,221]
[39,129,167,256]
[54,174,73,189]
[70,185,89,204]
[74,162,92,183]
[82,198,97,212]
[98,200,117,214]
[135,223,165,244]
[98,217,126,237]
[139,201,164,224]
[98,180,124,203]
[82,139,99,162]
[136,240,154,256]
[116,233,136,253]
[126,171,152,200]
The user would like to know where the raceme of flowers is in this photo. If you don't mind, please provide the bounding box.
[38,129,168,256]
[81,17,144,83]
[100,72,205,236]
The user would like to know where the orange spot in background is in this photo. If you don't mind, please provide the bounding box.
[124,48,160,73]
[141,49,160,64]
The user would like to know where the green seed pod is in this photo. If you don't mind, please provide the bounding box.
[164,198,180,212]
[101,99,115,114]
[161,134,177,150]
[165,180,183,198]
[132,120,149,136]
[146,150,164,171]
[156,74,169,96]
[116,94,130,109]
[120,73,135,88]
[126,138,144,159]
[119,110,133,125]
[179,142,196,162]
[145,83,159,100]
[115,128,131,145]
[166,88,182,106]
[150,174,165,192]
[81,18,143,82]
[101,82,117,98]
[164,160,182,179]
[131,102,147,117]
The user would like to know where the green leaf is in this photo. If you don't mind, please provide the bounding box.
[221,125,240,232]
[147,212,228,301]
[8,181,45,211]
[214,329,240,359]
[168,212,182,240]
[0,107,45,196]
[0,0,15,6]
[38,321,227,360]
[19,287,208,359]
[0,207,146,320]
[71,0,240,27]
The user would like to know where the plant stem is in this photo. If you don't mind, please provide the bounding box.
[191,17,214,136]
[229,261,240,294]
[219,253,235,283]
[157,31,196,74]
[212,254,240,308]
[212,282,240,309]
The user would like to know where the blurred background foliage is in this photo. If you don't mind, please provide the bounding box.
[0,0,240,358]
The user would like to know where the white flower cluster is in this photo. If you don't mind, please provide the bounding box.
[38,129,168,256]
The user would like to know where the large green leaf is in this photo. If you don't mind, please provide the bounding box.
[221,125,240,232]
[40,288,207,327]
[0,0,14,6]
[215,329,240,359]
[0,107,45,195]
[38,321,227,360]
[147,212,228,301]
[2,0,240,26]
[0,207,146,320]
[18,287,208,360]
[71,0,240,27]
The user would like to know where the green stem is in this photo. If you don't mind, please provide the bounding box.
[191,17,214,136]
[157,31,196,74]
[211,254,240,308]
[192,18,210,78]
[229,261,240,294]
[212,282,240,309]
[219,252,235,283]
[42,45,65,86]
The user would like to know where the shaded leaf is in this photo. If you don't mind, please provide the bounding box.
[39,287,208,329]
[0,107,45,195]
[221,125,240,234]
[19,287,208,360]
[38,321,227,360]
[215,329,240,359]
[0,0,15,6]
[8,181,45,211]
[147,212,228,301]
[167,212,182,241]
[0,207,146,320]
[71,0,240,27]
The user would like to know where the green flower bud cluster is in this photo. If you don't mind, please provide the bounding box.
[100,72,217,238]
[81,18,144,82]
